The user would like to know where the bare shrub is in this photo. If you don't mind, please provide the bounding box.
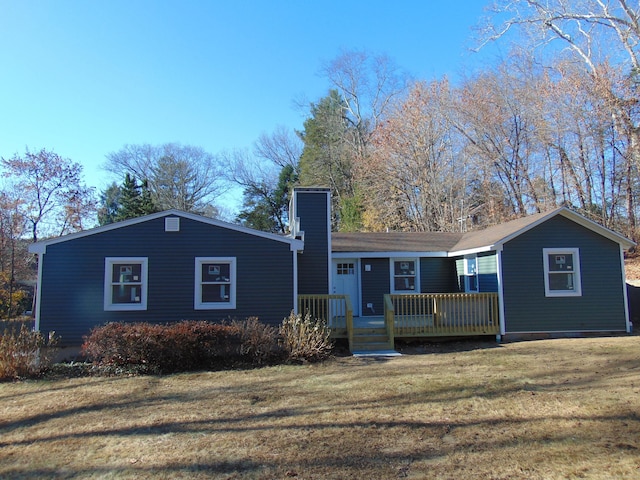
[0,324,58,380]
[232,317,285,364]
[279,312,333,362]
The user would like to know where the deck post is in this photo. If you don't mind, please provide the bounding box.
[383,294,395,348]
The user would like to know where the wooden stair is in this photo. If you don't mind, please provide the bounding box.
[350,325,394,353]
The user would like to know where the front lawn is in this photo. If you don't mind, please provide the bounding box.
[1,337,639,479]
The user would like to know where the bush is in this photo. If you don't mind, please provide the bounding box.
[81,315,333,375]
[0,324,58,380]
[81,321,246,374]
[279,312,333,363]
[232,317,285,364]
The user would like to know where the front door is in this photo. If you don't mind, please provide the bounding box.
[332,259,360,316]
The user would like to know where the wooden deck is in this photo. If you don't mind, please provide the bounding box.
[298,293,501,352]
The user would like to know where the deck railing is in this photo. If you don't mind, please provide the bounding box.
[385,293,500,337]
[383,294,395,347]
[297,294,354,347]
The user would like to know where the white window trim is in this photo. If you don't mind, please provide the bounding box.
[194,257,236,310]
[390,258,420,294]
[104,257,148,311]
[463,255,479,293]
[543,248,582,297]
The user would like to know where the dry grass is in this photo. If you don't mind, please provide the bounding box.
[1,337,639,479]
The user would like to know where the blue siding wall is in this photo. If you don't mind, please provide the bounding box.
[295,190,330,295]
[38,216,295,345]
[420,258,457,292]
[358,257,457,315]
[502,216,627,332]
[360,258,389,316]
[478,252,499,293]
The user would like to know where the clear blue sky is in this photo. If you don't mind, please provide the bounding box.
[0,1,500,211]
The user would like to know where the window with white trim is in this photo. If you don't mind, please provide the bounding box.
[391,259,418,293]
[337,262,355,275]
[104,257,148,311]
[543,248,582,297]
[464,256,479,293]
[195,257,236,309]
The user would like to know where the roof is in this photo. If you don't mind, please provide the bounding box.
[332,231,463,256]
[29,209,304,254]
[331,207,635,256]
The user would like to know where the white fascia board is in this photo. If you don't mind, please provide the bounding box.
[332,251,449,259]
[447,245,497,257]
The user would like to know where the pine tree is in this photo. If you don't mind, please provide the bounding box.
[112,174,158,222]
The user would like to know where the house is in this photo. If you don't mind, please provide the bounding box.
[29,187,635,350]
[29,207,305,346]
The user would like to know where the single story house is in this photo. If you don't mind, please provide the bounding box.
[29,188,635,351]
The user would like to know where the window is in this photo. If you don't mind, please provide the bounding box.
[104,257,148,311]
[337,263,355,275]
[543,248,582,297]
[195,257,236,309]
[464,256,479,293]
[391,259,418,293]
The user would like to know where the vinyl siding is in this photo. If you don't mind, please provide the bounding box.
[296,191,330,295]
[501,215,627,332]
[38,215,295,345]
[360,258,390,316]
[420,257,457,292]
[478,252,498,292]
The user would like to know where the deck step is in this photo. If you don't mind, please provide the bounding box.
[351,330,394,352]
[351,341,394,351]
[353,327,388,335]
[353,333,389,343]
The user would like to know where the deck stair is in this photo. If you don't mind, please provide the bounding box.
[349,317,397,354]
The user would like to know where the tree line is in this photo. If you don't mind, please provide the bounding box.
[0,0,638,317]
[230,1,640,238]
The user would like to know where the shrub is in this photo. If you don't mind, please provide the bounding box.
[232,316,285,364]
[82,315,333,375]
[81,320,283,374]
[0,324,58,380]
[279,312,333,362]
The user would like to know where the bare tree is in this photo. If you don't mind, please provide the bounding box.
[105,143,226,215]
[481,0,640,236]
[221,127,302,232]
[320,49,410,160]
[362,80,470,232]
[452,59,549,219]
[254,125,302,170]
[1,148,96,242]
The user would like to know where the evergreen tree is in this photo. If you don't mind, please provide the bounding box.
[97,182,122,226]
[298,90,360,229]
[98,174,158,224]
[236,165,298,233]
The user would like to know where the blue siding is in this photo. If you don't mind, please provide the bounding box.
[358,257,457,315]
[38,216,295,345]
[296,190,330,295]
[478,252,498,293]
[502,216,627,332]
[420,258,457,292]
[360,258,389,316]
